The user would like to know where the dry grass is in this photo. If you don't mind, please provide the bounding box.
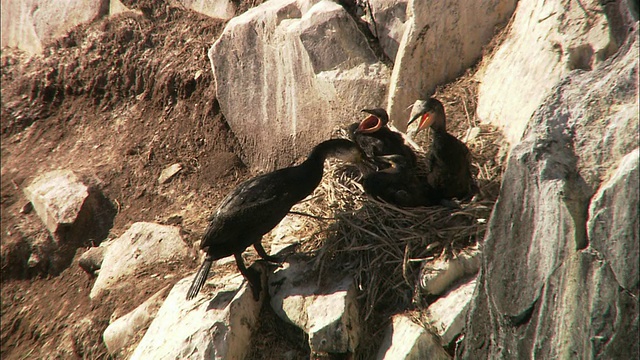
[262,67,510,358]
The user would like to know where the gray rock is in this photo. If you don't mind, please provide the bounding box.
[362,0,408,62]
[0,0,109,54]
[388,0,517,130]
[179,0,236,20]
[269,259,360,354]
[22,169,115,274]
[419,245,480,296]
[103,285,171,354]
[587,148,639,291]
[23,170,90,235]
[376,314,451,360]
[90,222,190,299]
[459,28,639,359]
[425,278,476,345]
[475,0,618,143]
[157,163,183,184]
[78,246,107,275]
[130,267,265,360]
[210,0,390,171]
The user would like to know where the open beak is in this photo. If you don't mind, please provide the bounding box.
[356,153,379,173]
[356,114,382,134]
[407,112,434,133]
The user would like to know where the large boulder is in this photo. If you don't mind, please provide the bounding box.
[269,258,360,355]
[376,314,451,360]
[103,285,172,355]
[459,28,639,359]
[475,0,619,143]
[21,169,115,274]
[362,0,409,61]
[90,222,190,299]
[179,0,236,20]
[209,0,390,171]
[0,0,109,54]
[587,148,639,292]
[425,278,477,346]
[387,0,517,129]
[130,268,265,360]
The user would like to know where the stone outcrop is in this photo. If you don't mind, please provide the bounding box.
[24,170,91,235]
[179,0,237,20]
[130,267,265,360]
[78,244,108,275]
[475,0,617,143]
[103,285,171,354]
[419,245,480,296]
[376,314,451,360]
[362,0,408,61]
[587,148,639,291]
[22,169,115,274]
[209,0,390,171]
[425,278,476,345]
[459,28,639,359]
[269,259,360,355]
[90,222,190,299]
[0,0,109,54]
[387,0,517,129]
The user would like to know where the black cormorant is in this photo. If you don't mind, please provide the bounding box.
[362,154,434,207]
[348,108,417,169]
[408,97,477,201]
[186,139,369,301]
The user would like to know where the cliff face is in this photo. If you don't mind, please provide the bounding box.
[1,0,638,359]
[461,29,639,359]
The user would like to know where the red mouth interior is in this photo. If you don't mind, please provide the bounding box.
[357,115,381,133]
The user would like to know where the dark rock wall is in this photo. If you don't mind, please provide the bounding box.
[459,27,639,360]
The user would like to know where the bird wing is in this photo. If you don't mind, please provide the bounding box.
[201,169,302,247]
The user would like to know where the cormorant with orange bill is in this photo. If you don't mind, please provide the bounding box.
[186,139,371,301]
[348,108,417,169]
[362,154,435,207]
[408,97,477,202]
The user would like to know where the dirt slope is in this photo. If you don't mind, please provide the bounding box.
[1,3,256,358]
[1,1,505,359]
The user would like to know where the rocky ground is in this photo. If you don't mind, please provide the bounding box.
[1,1,508,359]
[0,4,259,358]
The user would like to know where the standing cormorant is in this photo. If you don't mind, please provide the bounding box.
[186,139,370,301]
[362,154,434,207]
[348,108,417,169]
[408,97,477,201]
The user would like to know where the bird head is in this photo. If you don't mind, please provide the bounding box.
[375,154,408,172]
[407,98,445,133]
[327,139,378,173]
[356,108,390,134]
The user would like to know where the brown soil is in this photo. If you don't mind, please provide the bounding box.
[1,1,506,359]
[1,2,256,358]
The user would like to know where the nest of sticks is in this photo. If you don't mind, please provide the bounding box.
[261,68,508,358]
[281,69,507,316]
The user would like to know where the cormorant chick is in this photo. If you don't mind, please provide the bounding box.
[408,98,477,201]
[362,155,434,207]
[186,139,369,301]
[348,108,417,169]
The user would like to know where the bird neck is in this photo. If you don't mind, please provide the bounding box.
[431,111,447,133]
[291,147,327,192]
[304,141,335,166]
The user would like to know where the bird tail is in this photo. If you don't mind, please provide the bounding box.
[186,257,213,300]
